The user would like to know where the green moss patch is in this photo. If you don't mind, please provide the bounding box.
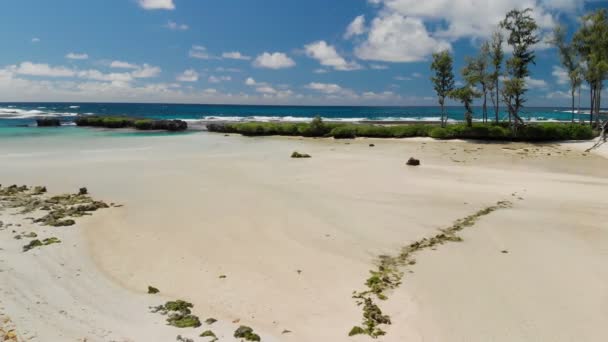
[0,184,111,227]
[151,300,201,328]
[350,201,512,338]
[23,237,61,252]
[234,325,261,341]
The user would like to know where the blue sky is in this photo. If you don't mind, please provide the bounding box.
[0,0,605,106]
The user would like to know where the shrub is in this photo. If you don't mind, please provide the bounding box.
[329,125,357,139]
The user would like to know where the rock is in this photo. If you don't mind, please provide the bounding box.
[369,144,375,147]
[78,187,88,195]
[36,118,61,127]
[406,157,420,166]
[147,286,160,294]
[291,151,311,158]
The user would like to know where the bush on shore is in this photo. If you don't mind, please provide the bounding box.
[207,120,594,142]
[75,116,187,131]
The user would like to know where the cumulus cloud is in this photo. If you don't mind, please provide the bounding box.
[110,61,139,69]
[130,64,161,78]
[344,15,366,39]
[138,0,175,10]
[66,53,89,60]
[356,0,579,62]
[253,52,296,69]
[222,52,251,60]
[11,62,76,77]
[208,75,232,83]
[370,64,388,70]
[189,45,216,60]
[524,76,548,89]
[244,77,258,86]
[304,41,361,71]
[165,20,188,30]
[177,69,199,82]
[552,65,570,85]
[355,13,451,62]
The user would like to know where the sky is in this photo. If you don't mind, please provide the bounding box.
[0,0,606,106]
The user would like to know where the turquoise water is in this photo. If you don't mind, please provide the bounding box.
[0,102,588,137]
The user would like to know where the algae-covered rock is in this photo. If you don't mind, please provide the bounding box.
[152,300,201,328]
[234,325,261,341]
[200,330,216,338]
[148,286,160,294]
[291,151,311,158]
[204,318,217,325]
[348,326,365,336]
[23,237,61,252]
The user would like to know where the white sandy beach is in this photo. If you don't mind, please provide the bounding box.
[1,130,608,342]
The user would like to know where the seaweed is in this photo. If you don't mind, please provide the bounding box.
[23,237,61,252]
[350,201,512,338]
[151,300,201,328]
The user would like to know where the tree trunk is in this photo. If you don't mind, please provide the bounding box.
[571,87,575,123]
[495,80,500,123]
[589,83,595,126]
[483,91,487,123]
[578,86,581,122]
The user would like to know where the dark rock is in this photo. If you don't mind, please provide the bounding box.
[406,158,420,166]
[78,187,88,195]
[369,144,375,147]
[291,151,311,158]
[36,118,61,127]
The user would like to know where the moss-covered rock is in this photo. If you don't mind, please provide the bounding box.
[23,237,61,252]
[234,325,261,341]
[148,286,160,294]
[291,151,311,158]
[151,300,201,328]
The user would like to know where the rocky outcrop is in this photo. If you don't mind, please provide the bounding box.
[36,118,61,127]
[406,157,420,166]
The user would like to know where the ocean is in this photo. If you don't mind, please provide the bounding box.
[0,102,589,134]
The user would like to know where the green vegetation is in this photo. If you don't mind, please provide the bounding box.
[500,8,540,126]
[0,185,110,227]
[204,318,217,325]
[151,300,201,328]
[350,201,512,338]
[234,326,261,341]
[75,116,187,131]
[430,50,456,127]
[207,120,594,142]
[23,237,61,252]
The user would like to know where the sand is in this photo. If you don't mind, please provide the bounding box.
[1,130,608,342]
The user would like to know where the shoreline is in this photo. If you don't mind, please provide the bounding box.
[1,132,608,341]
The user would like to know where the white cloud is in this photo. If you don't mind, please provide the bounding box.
[253,52,296,69]
[138,0,175,10]
[362,91,400,100]
[208,75,232,83]
[394,75,413,81]
[306,82,349,95]
[552,65,570,85]
[11,62,76,77]
[130,64,161,78]
[525,76,548,89]
[245,77,257,86]
[216,67,241,73]
[314,68,329,74]
[345,15,366,39]
[371,0,559,40]
[355,13,451,62]
[222,52,251,60]
[412,72,423,78]
[165,20,188,30]
[77,70,133,83]
[66,53,89,60]
[110,61,139,69]
[189,45,216,60]
[177,69,199,82]
[31,38,40,43]
[304,41,361,71]
[256,86,277,94]
[546,90,570,99]
[370,64,388,70]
